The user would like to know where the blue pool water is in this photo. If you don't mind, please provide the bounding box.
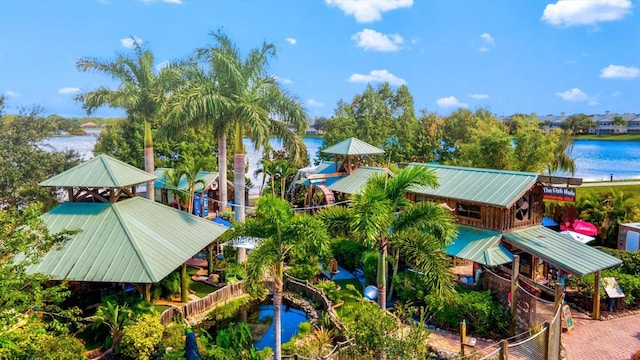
[253,304,309,350]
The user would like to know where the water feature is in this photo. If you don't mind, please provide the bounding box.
[43,133,640,188]
[202,299,309,351]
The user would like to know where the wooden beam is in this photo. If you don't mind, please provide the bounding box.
[306,172,346,180]
[510,255,520,336]
[593,270,601,320]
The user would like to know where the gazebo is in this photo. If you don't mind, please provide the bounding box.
[32,154,229,301]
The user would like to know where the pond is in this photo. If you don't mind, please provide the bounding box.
[203,299,310,351]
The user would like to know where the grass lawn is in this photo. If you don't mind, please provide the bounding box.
[576,184,640,201]
[190,279,217,298]
[334,278,364,318]
[575,134,640,141]
[154,304,171,313]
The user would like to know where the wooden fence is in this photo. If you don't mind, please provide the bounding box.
[159,281,246,326]
[283,274,345,332]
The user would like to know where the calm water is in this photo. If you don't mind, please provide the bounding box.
[43,133,640,190]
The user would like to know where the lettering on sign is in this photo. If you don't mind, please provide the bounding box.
[542,186,576,202]
[562,304,575,331]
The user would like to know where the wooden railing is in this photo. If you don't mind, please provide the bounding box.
[159,281,246,326]
[283,273,345,332]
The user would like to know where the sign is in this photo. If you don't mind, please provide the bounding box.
[603,277,625,299]
[542,186,576,202]
[538,175,583,186]
[562,304,575,331]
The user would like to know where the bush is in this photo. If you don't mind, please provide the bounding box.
[361,251,379,286]
[119,314,164,360]
[331,239,365,272]
[224,263,246,283]
[423,288,510,338]
[287,263,321,281]
[315,280,341,304]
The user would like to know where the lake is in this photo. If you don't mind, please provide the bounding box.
[43,133,640,193]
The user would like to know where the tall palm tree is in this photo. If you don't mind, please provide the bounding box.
[194,31,308,222]
[162,168,185,210]
[76,40,179,200]
[546,130,576,176]
[234,195,331,360]
[177,155,207,215]
[318,165,458,309]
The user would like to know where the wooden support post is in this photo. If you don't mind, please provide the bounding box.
[144,283,151,302]
[460,319,466,356]
[593,270,601,320]
[543,321,551,360]
[501,339,509,360]
[510,255,520,336]
[554,282,563,310]
[181,263,188,303]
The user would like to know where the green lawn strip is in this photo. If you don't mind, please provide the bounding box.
[576,184,640,201]
[333,278,364,319]
[190,280,218,298]
[154,304,171,313]
[575,134,640,141]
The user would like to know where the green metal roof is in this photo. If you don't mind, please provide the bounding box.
[39,154,157,188]
[154,168,219,193]
[502,226,622,276]
[328,167,392,195]
[446,226,513,266]
[322,137,385,155]
[27,197,228,283]
[409,163,538,208]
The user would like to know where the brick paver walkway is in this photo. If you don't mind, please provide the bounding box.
[562,310,640,360]
[428,329,498,357]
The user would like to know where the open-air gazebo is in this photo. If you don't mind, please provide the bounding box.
[32,154,229,301]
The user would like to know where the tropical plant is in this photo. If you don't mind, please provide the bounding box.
[233,195,331,360]
[193,31,308,222]
[318,165,458,309]
[76,39,180,199]
[86,301,134,350]
[545,129,576,176]
[163,168,186,210]
[119,313,164,360]
[177,155,207,215]
[254,157,279,196]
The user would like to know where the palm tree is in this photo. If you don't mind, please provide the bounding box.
[274,159,299,200]
[177,155,207,215]
[87,301,133,351]
[318,165,458,309]
[233,195,331,360]
[76,39,179,200]
[254,157,278,196]
[194,31,308,222]
[546,130,576,176]
[163,168,185,210]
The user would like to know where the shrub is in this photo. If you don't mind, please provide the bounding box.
[331,239,365,272]
[224,263,247,283]
[361,251,379,286]
[315,280,341,304]
[119,314,164,360]
[287,263,321,281]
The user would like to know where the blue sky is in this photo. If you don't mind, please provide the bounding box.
[1,0,638,119]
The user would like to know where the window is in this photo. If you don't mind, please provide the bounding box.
[457,203,481,219]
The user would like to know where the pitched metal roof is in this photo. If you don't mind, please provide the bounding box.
[446,226,513,266]
[502,226,622,276]
[328,167,392,195]
[27,197,228,283]
[39,154,157,188]
[409,163,538,208]
[154,168,219,193]
[322,137,385,155]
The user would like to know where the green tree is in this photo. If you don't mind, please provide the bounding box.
[544,129,576,176]
[119,314,164,360]
[312,116,328,132]
[76,40,180,199]
[561,113,596,135]
[612,115,628,133]
[191,31,308,222]
[235,195,331,360]
[0,203,83,359]
[0,100,81,209]
[318,165,458,309]
[86,301,134,351]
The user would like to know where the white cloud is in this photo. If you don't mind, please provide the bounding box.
[4,90,20,97]
[285,37,297,45]
[470,94,489,100]
[307,99,325,107]
[121,36,143,48]
[347,69,406,86]
[58,87,81,95]
[478,46,489,52]
[325,0,413,23]
[541,0,632,27]
[556,88,589,102]
[600,65,639,79]
[274,76,293,84]
[436,96,468,108]
[480,33,494,45]
[352,29,403,52]
[588,100,600,106]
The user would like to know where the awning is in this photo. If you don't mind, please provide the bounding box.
[446,226,514,266]
[559,230,595,244]
[503,226,621,276]
[220,236,262,250]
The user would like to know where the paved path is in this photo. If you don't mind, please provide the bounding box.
[578,180,640,187]
[562,310,640,360]
[428,329,498,357]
